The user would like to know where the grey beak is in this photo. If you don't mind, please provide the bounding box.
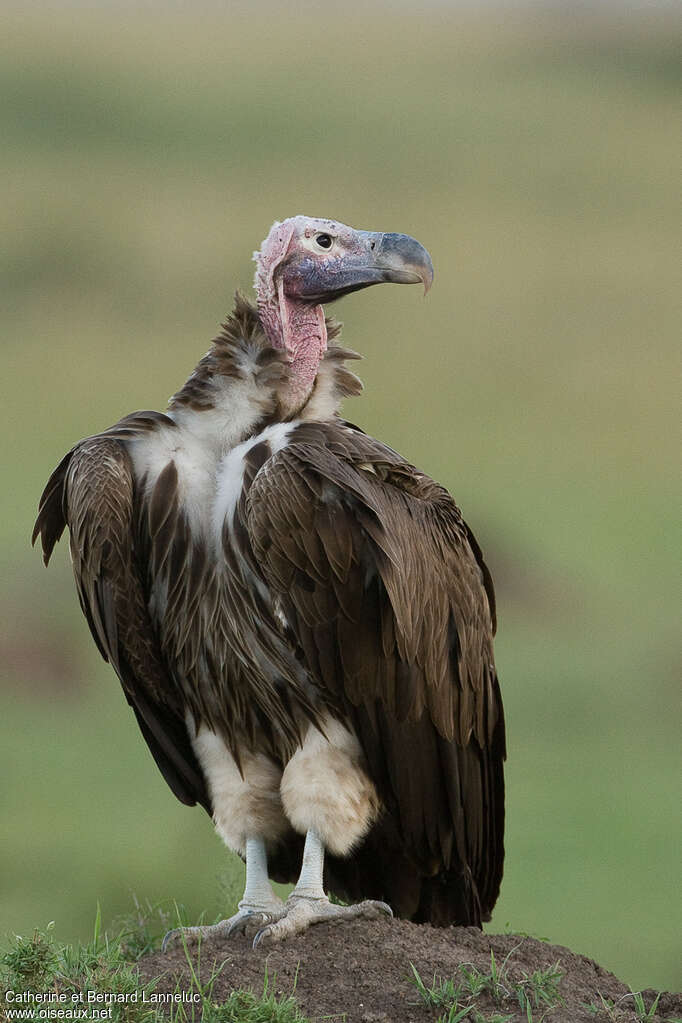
[363,232,434,293]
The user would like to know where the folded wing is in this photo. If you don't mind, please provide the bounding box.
[246,422,505,923]
[32,433,210,812]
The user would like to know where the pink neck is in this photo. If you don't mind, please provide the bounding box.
[258,280,327,415]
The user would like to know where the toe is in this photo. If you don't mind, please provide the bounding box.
[160,903,286,950]
[251,901,314,946]
[249,896,394,947]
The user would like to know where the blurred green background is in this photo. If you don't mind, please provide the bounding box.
[1,2,680,994]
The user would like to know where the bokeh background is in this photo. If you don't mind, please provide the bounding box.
[2,1,680,994]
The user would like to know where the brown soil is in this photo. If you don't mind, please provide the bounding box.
[138,918,681,1022]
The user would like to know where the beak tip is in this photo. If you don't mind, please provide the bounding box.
[421,261,434,295]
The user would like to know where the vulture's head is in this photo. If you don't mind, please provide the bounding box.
[253,215,433,411]
[254,215,433,306]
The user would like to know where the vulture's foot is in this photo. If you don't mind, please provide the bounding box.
[162,894,286,950]
[252,894,392,947]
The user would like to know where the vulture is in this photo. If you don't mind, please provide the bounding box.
[33,216,505,946]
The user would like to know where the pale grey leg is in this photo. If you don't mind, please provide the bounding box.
[162,837,285,950]
[253,828,392,947]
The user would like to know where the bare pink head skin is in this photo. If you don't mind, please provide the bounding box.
[253,215,433,415]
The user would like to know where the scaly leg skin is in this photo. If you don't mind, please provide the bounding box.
[162,837,285,950]
[253,829,392,948]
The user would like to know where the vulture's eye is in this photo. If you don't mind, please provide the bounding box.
[314,233,333,250]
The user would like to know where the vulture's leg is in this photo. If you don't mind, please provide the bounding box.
[252,828,391,947]
[162,725,288,948]
[162,837,285,949]
[252,717,392,946]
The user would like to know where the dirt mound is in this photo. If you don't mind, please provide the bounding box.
[138,918,680,1022]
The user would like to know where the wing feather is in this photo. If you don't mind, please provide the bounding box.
[33,435,210,812]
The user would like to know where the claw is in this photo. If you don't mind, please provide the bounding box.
[252,926,270,949]
[161,928,180,953]
[224,910,253,937]
[373,901,393,918]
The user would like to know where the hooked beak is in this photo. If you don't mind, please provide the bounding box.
[285,230,434,304]
[366,232,434,294]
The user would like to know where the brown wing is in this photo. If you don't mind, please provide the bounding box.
[246,421,505,923]
[32,434,210,812]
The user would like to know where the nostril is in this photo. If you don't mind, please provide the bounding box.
[370,241,376,251]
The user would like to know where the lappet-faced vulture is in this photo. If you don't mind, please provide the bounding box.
[33,216,505,946]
